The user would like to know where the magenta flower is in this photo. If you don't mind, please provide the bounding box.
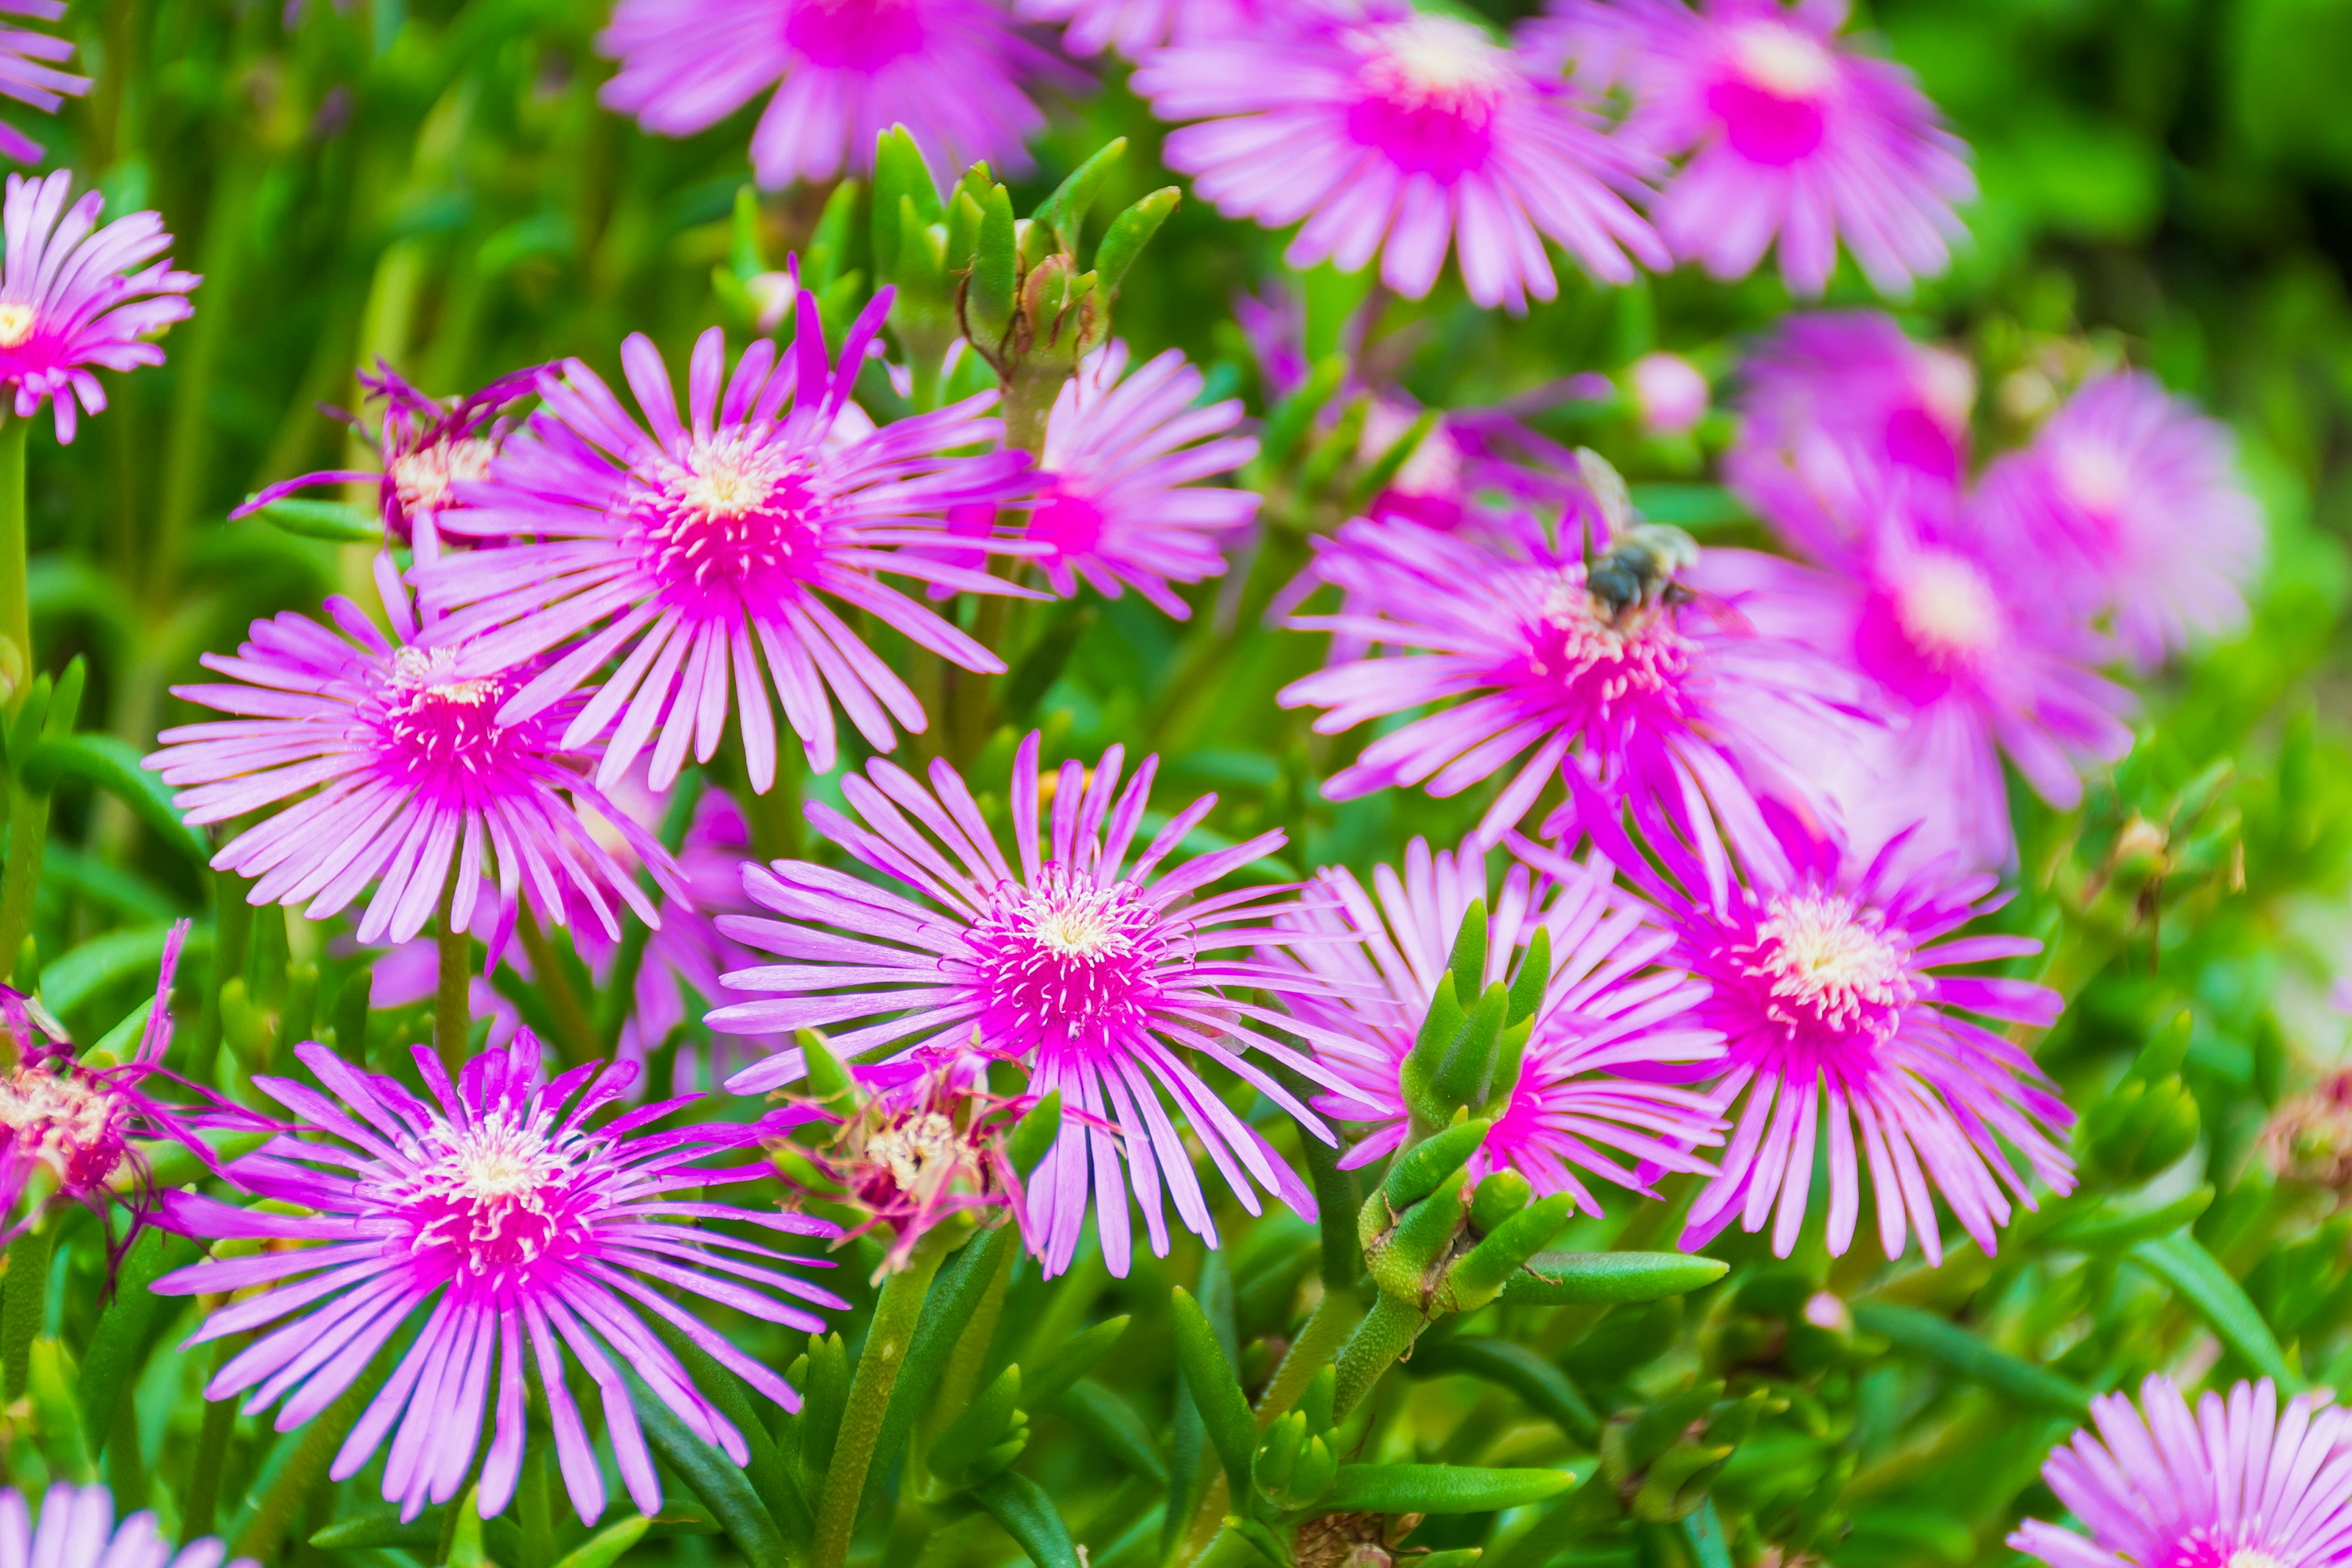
[1628,350,1709,434]
[1575,780,2073,1263]
[708,733,1360,1277]
[1134,3,1668,311]
[2011,1377,2352,1568]
[0,1,86,165]
[417,296,1036,791]
[1975,369,2263,670]
[154,1034,845,1524]
[1267,836,1725,1210]
[235,363,545,564]
[0,1485,250,1568]
[1015,0,1281,58]
[598,0,1062,190]
[0,171,197,442]
[145,557,682,946]
[1540,0,1973,295]
[1279,514,1863,859]
[1030,342,1260,617]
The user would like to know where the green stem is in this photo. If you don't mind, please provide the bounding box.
[1253,1289,1365,1427]
[0,417,26,710]
[1,1225,51,1400]
[814,1248,946,1568]
[436,886,471,1071]
[0,774,50,991]
[181,1336,249,1542]
[511,906,597,1068]
[1332,1292,1425,1417]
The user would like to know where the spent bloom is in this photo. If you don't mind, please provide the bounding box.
[0,170,197,442]
[1578,780,2073,1263]
[1135,3,1668,311]
[1267,836,1725,1210]
[155,1035,846,1524]
[0,1484,251,1568]
[709,733,1357,1277]
[598,0,1063,190]
[145,557,683,946]
[2010,1376,2352,1568]
[1541,0,1973,295]
[1975,369,2263,669]
[1280,513,1860,858]
[235,363,545,564]
[0,1,86,165]
[417,296,1036,791]
[1029,342,1260,617]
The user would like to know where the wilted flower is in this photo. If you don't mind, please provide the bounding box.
[0,1,85,166]
[599,0,1063,190]
[2258,1069,2352,1190]
[1975,369,2262,669]
[0,1484,249,1568]
[2011,1376,2352,1568]
[709,733,1358,1276]
[1577,780,2073,1263]
[1136,3,1667,310]
[145,557,683,946]
[417,296,1036,790]
[1541,0,1973,295]
[156,1034,845,1524]
[1267,836,1725,1210]
[0,170,197,442]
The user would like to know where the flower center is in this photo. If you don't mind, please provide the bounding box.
[1709,22,1836,165]
[636,436,821,615]
[0,304,37,349]
[868,1110,963,1193]
[1517,573,1693,730]
[1030,484,1107,561]
[378,644,516,788]
[390,437,496,521]
[784,0,927,71]
[396,1110,584,1289]
[1891,552,2002,663]
[970,870,1163,1048]
[1346,15,1510,182]
[0,1067,126,1191]
[1738,891,1913,1042]
[2169,1533,2297,1568]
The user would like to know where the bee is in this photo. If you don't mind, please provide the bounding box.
[1574,447,1701,630]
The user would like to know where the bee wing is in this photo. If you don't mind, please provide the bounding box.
[1575,446,1634,542]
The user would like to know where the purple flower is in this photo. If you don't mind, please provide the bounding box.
[1975,369,2263,670]
[1015,0,1286,58]
[1628,350,1709,434]
[1278,514,1862,858]
[1540,0,1973,295]
[235,363,545,564]
[0,171,197,442]
[416,297,1037,790]
[0,1,86,165]
[1267,836,1725,1211]
[0,1484,251,1568]
[145,557,683,946]
[598,0,1063,190]
[708,733,1359,1277]
[1134,3,1668,311]
[154,1034,846,1524]
[1575,783,2073,1263]
[1030,342,1260,617]
[2010,1377,2352,1568]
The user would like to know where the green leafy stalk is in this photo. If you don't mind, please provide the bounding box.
[436,884,471,1070]
[814,1245,948,1568]
[1,1224,52,1400]
[0,415,27,710]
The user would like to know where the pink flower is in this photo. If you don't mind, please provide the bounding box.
[1541,0,1973,295]
[1015,0,1287,59]
[1267,835,1725,1210]
[2011,1377,2352,1568]
[145,556,683,946]
[707,733,1359,1277]
[1135,3,1668,311]
[1030,342,1260,617]
[154,1034,846,1524]
[1975,369,2263,670]
[1629,350,1710,434]
[415,294,1036,790]
[1278,513,1863,859]
[598,0,1063,190]
[1576,780,2073,1263]
[0,171,197,442]
[0,1,86,165]
[0,1484,251,1568]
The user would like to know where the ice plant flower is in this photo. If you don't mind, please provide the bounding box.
[1267,836,1725,1209]
[1279,513,1861,857]
[0,1,86,165]
[0,170,198,442]
[1134,3,1668,311]
[416,295,1036,790]
[145,557,683,946]
[1540,0,1974,295]
[2010,1376,2352,1568]
[0,1483,251,1568]
[1629,350,1709,435]
[1975,369,2263,669]
[1577,781,2073,1262]
[154,1033,846,1525]
[598,0,1062,190]
[709,733,1359,1277]
[1030,342,1260,617]
[1016,0,1274,59]
[235,363,545,564]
